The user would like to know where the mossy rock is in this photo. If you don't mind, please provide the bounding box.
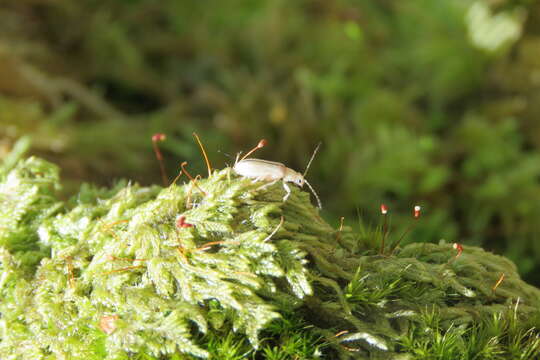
[1,156,539,359]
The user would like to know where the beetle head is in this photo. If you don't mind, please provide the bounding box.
[284,169,304,186]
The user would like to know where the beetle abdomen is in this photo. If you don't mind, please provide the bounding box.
[233,159,286,181]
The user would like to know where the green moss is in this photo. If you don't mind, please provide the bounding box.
[1,156,539,359]
[2,0,540,284]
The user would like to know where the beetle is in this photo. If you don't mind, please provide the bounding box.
[233,141,322,209]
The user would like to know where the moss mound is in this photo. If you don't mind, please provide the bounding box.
[1,156,539,359]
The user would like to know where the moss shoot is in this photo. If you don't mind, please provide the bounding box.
[1,156,539,359]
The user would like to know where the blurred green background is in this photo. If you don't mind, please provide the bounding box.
[1,0,540,285]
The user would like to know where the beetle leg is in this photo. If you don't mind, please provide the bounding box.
[256,179,278,191]
[251,175,270,183]
[282,181,291,202]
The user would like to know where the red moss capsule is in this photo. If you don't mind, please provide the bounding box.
[453,243,463,258]
[99,315,119,335]
[413,205,421,219]
[176,215,194,228]
[152,133,166,142]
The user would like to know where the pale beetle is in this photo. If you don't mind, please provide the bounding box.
[233,141,322,209]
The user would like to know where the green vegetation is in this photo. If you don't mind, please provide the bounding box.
[2,0,540,287]
[1,154,539,359]
[2,1,540,356]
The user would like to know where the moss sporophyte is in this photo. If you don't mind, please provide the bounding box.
[1,154,540,359]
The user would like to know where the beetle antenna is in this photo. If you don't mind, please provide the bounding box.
[218,150,234,167]
[217,150,233,159]
[303,142,321,177]
[240,139,268,161]
[192,132,212,177]
[304,179,322,209]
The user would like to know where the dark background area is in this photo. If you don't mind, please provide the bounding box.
[1,0,540,285]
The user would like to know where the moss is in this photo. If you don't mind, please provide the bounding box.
[1,155,539,359]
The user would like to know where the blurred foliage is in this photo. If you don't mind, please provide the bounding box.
[1,0,540,284]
